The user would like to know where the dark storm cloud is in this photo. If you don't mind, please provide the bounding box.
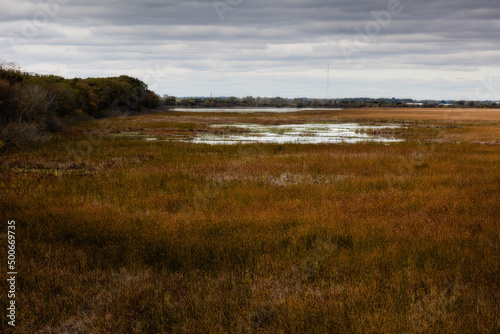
[1,0,499,99]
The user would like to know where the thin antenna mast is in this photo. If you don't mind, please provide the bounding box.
[327,62,330,100]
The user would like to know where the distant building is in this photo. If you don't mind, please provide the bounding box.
[406,102,424,106]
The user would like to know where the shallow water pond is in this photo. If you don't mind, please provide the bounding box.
[191,123,404,144]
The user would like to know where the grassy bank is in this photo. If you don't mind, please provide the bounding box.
[1,109,499,333]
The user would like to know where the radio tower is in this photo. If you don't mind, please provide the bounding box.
[327,62,330,100]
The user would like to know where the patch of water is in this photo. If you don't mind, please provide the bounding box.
[191,123,404,144]
[172,108,343,113]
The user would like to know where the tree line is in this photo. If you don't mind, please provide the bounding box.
[166,96,499,109]
[0,61,160,148]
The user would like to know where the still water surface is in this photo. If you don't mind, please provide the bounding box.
[172,107,343,113]
[191,123,403,144]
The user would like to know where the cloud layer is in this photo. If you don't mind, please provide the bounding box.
[1,0,499,99]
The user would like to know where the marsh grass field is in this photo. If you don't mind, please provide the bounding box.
[1,108,499,333]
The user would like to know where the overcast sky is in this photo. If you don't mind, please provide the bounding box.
[1,0,499,100]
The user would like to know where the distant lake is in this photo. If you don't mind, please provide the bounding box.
[171,107,343,113]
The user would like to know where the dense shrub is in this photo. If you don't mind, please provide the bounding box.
[0,61,160,147]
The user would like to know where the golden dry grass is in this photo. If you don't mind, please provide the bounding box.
[1,109,499,333]
[311,108,500,122]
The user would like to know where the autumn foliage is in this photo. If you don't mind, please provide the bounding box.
[0,61,160,147]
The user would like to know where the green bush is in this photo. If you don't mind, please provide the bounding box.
[0,61,160,147]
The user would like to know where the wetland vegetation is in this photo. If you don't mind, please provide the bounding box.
[1,108,499,332]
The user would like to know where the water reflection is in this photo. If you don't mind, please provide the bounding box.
[191,123,403,144]
[172,108,343,113]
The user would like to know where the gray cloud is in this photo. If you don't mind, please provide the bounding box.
[1,0,499,99]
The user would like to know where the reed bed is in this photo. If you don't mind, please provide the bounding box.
[1,109,499,333]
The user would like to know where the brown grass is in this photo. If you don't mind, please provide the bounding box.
[309,108,500,122]
[1,109,499,333]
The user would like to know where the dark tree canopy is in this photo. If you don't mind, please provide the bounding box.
[0,61,160,147]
